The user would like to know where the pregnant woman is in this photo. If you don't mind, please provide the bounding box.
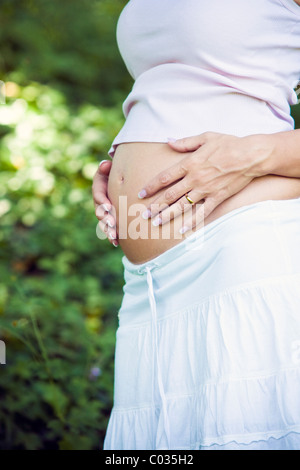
[93,0,300,450]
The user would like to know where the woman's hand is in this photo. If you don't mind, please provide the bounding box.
[137,132,270,233]
[92,160,119,247]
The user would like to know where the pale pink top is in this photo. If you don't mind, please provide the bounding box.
[108,0,300,158]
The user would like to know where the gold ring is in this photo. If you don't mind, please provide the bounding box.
[185,193,194,205]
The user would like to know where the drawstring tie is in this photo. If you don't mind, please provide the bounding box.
[145,265,171,450]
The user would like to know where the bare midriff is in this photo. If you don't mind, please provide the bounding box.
[107,142,300,264]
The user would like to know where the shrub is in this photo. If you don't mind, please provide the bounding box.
[0,82,124,450]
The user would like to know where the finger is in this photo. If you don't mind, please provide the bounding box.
[95,205,116,227]
[178,198,218,234]
[98,159,112,176]
[96,220,118,245]
[93,159,112,203]
[101,216,118,241]
[138,160,189,200]
[96,224,119,247]
[141,176,193,220]
[152,197,193,227]
[152,190,205,226]
[92,172,112,212]
[167,132,217,153]
[96,220,108,240]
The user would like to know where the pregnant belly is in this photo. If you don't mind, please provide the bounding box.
[107,142,300,264]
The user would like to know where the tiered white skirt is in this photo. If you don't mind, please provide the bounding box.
[104,198,300,450]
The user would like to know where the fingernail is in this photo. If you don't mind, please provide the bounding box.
[103,204,110,212]
[152,217,162,227]
[142,209,151,220]
[167,137,177,143]
[108,232,116,240]
[112,241,119,247]
[179,226,189,234]
[138,189,147,199]
[99,160,109,167]
[107,220,115,228]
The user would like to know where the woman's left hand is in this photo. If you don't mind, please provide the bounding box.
[137,132,270,232]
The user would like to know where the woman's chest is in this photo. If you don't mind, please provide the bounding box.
[117,0,297,79]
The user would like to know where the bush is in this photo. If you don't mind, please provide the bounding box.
[0,0,131,107]
[0,82,125,450]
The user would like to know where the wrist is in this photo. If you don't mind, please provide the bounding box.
[243,133,278,177]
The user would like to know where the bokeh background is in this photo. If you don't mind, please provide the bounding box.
[0,0,299,450]
[0,0,130,450]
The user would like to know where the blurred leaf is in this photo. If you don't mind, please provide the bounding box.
[0,77,122,451]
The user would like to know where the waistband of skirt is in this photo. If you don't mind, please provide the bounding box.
[122,197,300,275]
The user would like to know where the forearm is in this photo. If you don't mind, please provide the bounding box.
[248,129,300,178]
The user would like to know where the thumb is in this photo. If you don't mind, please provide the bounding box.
[98,159,112,176]
[167,134,210,152]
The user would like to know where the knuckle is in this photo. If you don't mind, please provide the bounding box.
[95,204,101,214]
[188,156,199,171]
[179,162,189,176]
[165,188,177,201]
[159,172,171,185]
[95,202,105,214]
[179,137,188,148]
[177,198,187,213]
[203,131,216,140]
[94,196,103,206]
[202,131,211,139]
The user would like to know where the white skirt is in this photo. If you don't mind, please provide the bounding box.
[104,198,300,450]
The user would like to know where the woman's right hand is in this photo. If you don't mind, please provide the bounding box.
[92,160,119,247]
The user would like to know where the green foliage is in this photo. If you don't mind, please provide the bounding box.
[292,98,300,129]
[0,0,132,106]
[0,0,129,450]
[0,82,125,450]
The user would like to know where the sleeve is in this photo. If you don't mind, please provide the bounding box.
[279,0,300,17]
